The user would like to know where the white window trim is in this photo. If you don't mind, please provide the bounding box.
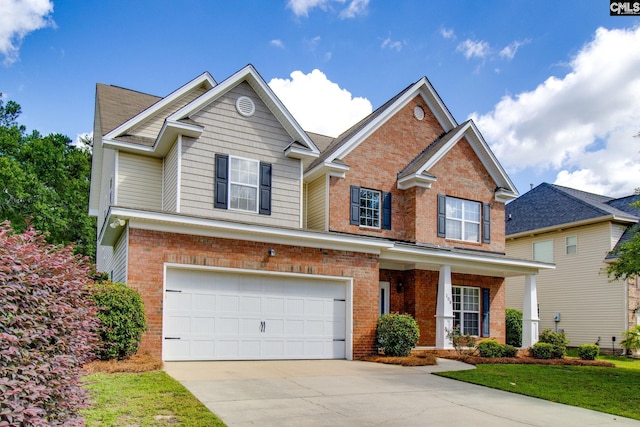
[566,235,577,255]
[228,155,260,213]
[452,285,480,336]
[359,188,382,229]
[445,197,481,243]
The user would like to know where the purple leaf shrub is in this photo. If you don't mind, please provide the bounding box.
[0,221,99,426]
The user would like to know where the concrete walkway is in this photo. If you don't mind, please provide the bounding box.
[164,359,639,427]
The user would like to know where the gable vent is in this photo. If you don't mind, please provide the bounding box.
[236,96,255,117]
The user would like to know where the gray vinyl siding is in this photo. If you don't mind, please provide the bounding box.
[130,86,208,139]
[98,148,116,232]
[306,176,327,230]
[97,244,113,275]
[163,139,179,211]
[112,228,129,283]
[611,223,627,249]
[118,152,163,210]
[506,222,628,349]
[179,82,302,227]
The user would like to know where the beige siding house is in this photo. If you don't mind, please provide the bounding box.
[505,183,640,353]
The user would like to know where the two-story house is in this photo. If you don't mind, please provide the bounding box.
[505,183,640,353]
[89,64,551,361]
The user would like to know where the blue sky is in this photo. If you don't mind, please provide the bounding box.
[2,0,640,197]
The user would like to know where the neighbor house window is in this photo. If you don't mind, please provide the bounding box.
[445,197,480,242]
[566,236,577,255]
[452,286,480,336]
[533,240,553,263]
[359,188,381,228]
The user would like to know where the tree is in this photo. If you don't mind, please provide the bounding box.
[0,97,96,259]
[606,198,640,281]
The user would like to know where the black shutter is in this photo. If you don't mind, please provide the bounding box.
[482,202,491,244]
[214,154,228,209]
[259,162,272,215]
[350,186,360,225]
[482,288,490,337]
[437,194,446,238]
[382,191,392,230]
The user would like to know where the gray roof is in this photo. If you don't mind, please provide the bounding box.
[506,183,640,236]
[96,84,161,136]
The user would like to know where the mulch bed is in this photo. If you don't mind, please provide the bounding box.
[358,350,438,366]
[436,352,616,367]
[83,353,163,374]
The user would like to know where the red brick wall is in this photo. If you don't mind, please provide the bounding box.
[126,228,380,359]
[326,95,506,253]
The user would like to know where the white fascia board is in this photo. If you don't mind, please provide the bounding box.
[104,72,216,140]
[495,189,518,203]
[328,79,457,164]
[304,161,350,182]
[285,145,320,161]
[397,173,436,190]
[168,65,320,156]
[103,138,155,154]
[383,244,555,275]
[106,207,393,254]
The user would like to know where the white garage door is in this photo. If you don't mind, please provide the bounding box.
[163,269,347,361]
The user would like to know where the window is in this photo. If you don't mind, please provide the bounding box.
[566,236,577,255]
[533,240,553,263]
[452,286,480,336]
[350,186,392,230]
[445,197,480,242]
[229,157,259,212]
[214,154,272,215]
[359,188,381,228]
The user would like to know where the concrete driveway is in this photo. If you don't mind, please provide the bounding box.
[164,359,639,427]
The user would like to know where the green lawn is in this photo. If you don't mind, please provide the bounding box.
[436,362,640,420]
[82,371,226,427]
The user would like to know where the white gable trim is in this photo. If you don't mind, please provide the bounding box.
[168,64,320,157]
[104,72,216,139]
[328,78,457,164]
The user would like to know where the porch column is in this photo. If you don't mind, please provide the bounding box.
[435,264,454,349]
[522,274,539,348]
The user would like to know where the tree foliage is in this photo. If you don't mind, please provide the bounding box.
[606,199,640,281]
[0,221,99,425]
[0,97,96,259]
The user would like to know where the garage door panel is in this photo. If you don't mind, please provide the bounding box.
[164,269,348,361]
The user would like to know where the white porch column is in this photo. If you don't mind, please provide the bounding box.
[435,264,454,349]
[522,274,539,348]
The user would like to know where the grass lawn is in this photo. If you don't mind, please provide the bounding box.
[82,371,226,426]
[436,362,640,420]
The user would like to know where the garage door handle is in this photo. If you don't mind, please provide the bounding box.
[260,321,265,332]
[166,289,182,293]
[164,337,181,340]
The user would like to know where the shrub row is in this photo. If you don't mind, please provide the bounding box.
[476,339,518,358]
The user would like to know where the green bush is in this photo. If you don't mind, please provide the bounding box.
[92,281,147,360]
[530,342,554,359]
[376,313,420,357]
[477,339,504,357]
[505,308,523,347]
[502,344,518,357]
[538,329,569,358]
[620,325,640,353]
[577,344,600,360]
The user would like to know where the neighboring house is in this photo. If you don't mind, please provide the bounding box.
[89,64,550,361]
[505,183,640,353]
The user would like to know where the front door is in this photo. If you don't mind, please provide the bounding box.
[379,281,390,315]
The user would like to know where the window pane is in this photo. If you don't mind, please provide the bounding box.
[445,197,480,242]
[230,184,257,211]
[446,219,462,240]
[446,198,462,219]
[463,200,480,222]
[464,223,479,242]
[533,240,553,263]
[566,236,577,255]
[359,188,381,228]
[230,158,258,185]
[463,312,479,336]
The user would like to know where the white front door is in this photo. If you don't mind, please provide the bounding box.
[163,268,347,361]
[379,281,390,315]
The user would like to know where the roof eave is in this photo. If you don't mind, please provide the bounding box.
[304,161,350,182]
[506,215,638,240]
[397,173,437,190]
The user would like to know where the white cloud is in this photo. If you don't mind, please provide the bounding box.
[269,69,372,137]
[440,27,455,40]
[472,26,640,197]
[499,39,529,60]
[456,39,490,59]
[0,0,54,65]
[287,0,369,18]
[381,37,403,52]
[74,132,92,149]
[270,39,285,49]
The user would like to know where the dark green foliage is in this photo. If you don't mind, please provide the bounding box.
[376,313,420,357]
[620,325,640,352]
[505,308,523,347]
[447,327,476,355]
[530,342,554,359]
[477,339,519,358]
[578,344,600,360]
[0,222,99,425]
[92,282,147,360]
[0,97,96,259]
[538,329,569,358]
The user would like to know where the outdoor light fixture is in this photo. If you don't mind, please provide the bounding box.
[268,248,276,257]
[396,282,403,292]
[109,218,125,229]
